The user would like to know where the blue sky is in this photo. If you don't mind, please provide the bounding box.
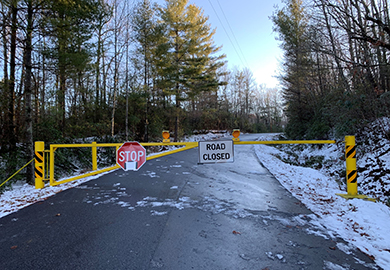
[155,0,284,88]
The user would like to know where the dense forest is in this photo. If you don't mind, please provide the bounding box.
[272,0,390,139]
[0,0,282,185]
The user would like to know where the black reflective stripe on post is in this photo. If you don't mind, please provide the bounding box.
[35,166,43,178]
[346,145,356,159]
[35,151,44,178]
[35,151,44,163]
[347,170,357,183]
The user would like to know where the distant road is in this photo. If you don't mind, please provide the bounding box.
[0,134,378,269]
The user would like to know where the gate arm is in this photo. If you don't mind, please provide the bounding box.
[233,140,336,145]
[142,142,199,161]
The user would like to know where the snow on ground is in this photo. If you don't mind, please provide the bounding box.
[0,171,114,218]
[1,131,390,269]
[254,133,390,269]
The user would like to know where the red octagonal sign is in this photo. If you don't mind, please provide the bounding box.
[116,142,146,171]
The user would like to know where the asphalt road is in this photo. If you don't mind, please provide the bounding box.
[0,134,379,269]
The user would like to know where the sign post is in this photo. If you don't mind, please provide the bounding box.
[116,142,146,171]
[198,141,234,164]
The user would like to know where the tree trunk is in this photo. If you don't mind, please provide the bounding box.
[58,10,67,137]
[24,0,34,185]
[2,5,9,152]
[320,0,350,92]
[95,26,102,122]
[59,66,66,136]
[7,2,18,173]
[175,83,179,142]
[111,89,116,137]
[111,0,118,137]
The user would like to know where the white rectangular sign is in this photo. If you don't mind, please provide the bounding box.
[198,141,234,164]
[125,161,137,171]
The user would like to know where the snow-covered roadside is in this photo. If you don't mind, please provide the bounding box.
[254,133,390,269]
[0,171,115,219]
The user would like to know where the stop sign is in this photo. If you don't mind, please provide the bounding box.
[116,142,146,171]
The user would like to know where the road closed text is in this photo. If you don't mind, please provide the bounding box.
[198,141,234,164]
[202,152,231,161]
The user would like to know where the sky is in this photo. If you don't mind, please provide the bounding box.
[1,132,389,269]
[155,0,284,89]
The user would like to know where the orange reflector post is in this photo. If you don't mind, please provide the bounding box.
[162,130,170,143]
[232,129,240,141]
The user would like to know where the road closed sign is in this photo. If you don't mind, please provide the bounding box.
[198,141,234,164]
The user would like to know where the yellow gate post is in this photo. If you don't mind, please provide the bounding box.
[336,136,375,201]
[345,135,358,196]
[92,142,97,171]
[35,141,45,189]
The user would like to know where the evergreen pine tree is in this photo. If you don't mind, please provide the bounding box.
[40,0,103,136]
[272,0,313,138]
[157,0,225,141]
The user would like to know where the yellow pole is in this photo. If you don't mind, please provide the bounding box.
[92,142,97,171]
[34,141,45,189]
[45,151,49,179]
[345,135,358,196]
[337,136,374,201]
[50,145,55,186]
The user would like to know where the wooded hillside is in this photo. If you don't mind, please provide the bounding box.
[272,0,390,139]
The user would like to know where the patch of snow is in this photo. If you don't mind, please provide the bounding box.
[336,242,353,255]
[179,196,190,202]
[276,254,284,260]
[265,251,275,260]
[117,201,131,208]
[151,202,164,207]
[323,261,348,270]
[143,196,157,201]
[151,210,168,216]
[141,171,160,178]
[136,200,148,207]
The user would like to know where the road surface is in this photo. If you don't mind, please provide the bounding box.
[0,134,378,269]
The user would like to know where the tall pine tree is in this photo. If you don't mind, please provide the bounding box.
[272,0,313,138]
[157,0,225,141]
[131,0,161,141]
[40,0,103,136]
